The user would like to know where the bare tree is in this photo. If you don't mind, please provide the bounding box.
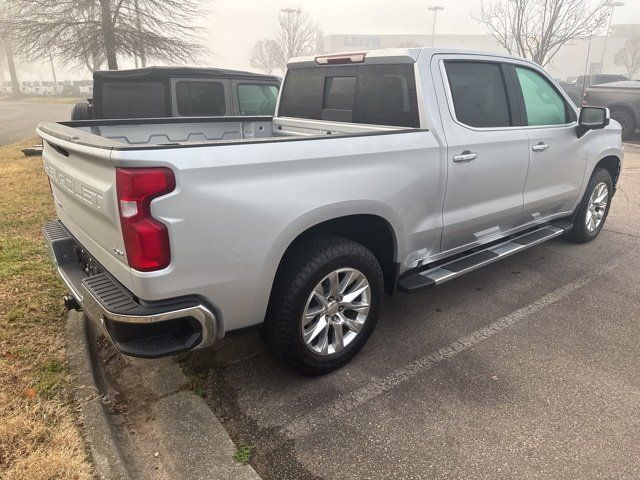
[0,0,208,71]
[614,37,640,78]
[0,3,18,91]
[250,8,319,74]
[250,40,281,74]
[477,0,611,67]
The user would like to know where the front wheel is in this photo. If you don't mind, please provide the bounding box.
[264,236,383,376]
[565,168,613,243]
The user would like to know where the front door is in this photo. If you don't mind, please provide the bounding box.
[437,58,531,253]
[512,66,588,219]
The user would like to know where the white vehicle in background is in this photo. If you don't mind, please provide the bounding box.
[20,80,38,95]
[78,80,93,97]
[34,81,51,96]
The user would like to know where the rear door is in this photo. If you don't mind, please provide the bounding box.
[510,64,586,219]
[435,57,531,253]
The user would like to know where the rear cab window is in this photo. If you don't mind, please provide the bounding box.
[278,64,419,128]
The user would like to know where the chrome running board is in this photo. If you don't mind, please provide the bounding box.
[398,223,571,294]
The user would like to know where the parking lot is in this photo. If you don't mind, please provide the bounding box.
[184,144,640,480]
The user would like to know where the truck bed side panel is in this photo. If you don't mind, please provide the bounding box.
[110,130,443,333]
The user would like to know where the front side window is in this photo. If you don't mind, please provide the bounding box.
[515,67,569,126]
[237,84,279,116]
[176,81,226,116]
[445,61,511,128]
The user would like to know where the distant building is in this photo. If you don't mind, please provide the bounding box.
[323,27,640,80]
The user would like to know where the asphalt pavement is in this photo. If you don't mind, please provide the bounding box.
[186,144,640,480]
[0,99,72,145]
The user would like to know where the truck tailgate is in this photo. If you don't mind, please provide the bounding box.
[38,129,132,288]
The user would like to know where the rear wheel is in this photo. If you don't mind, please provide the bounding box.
[611,109,636,140]
[565,168,612,243]
[264,236,383,376]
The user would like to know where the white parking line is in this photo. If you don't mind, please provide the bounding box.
[280,252,635,440]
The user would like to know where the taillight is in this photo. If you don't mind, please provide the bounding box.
[116,168,175,271]
[582,91,589,107]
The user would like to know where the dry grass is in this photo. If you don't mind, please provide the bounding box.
[0,140,93,479]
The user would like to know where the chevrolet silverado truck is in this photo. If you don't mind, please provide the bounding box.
[39,48,623,375]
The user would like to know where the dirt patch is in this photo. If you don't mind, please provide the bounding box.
[0,141,92,479]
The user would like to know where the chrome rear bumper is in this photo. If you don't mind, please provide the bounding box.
[43,221,217,358]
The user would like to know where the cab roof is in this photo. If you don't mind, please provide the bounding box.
[287,47,531,69]
[93,66,280,83]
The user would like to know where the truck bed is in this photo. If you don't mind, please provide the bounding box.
[38,116,412,150]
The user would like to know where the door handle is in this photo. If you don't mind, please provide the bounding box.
[453,151,477,162]
[532,142,549,152]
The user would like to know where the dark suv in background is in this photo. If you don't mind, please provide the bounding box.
[71,66,280,120]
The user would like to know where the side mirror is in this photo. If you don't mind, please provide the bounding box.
[577,106,610,138]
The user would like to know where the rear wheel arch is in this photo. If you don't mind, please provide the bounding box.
[274,214,399,296]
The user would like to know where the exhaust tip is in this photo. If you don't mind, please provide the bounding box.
[64,294,81,311]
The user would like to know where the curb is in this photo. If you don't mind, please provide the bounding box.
[66,312,131,480]
[66,311,261,480]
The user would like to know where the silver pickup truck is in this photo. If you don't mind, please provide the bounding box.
[39,48,623,375]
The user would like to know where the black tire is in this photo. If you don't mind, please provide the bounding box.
[565,168,613,243]
[264,235,383,376]
[610,109,636,141]
[71,102,92,120]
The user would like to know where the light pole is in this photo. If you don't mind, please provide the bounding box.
[280,7,301,17]
[599,1,624,72]
[428,6,444,47]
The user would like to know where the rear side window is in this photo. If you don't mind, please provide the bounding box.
[237,84,279,116]
[515,67,569,126]
[176,81,226,116]
[445,61,511,128]
[102,81,167,118]
[279,64,419,128]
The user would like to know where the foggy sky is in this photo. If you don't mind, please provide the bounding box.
[207,0,640,71]
[8,0,640,80]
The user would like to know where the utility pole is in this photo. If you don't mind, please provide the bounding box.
[280,7,301,16]
[48,51,58,86]
[428,6,444,47]
[599,1,624,72]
